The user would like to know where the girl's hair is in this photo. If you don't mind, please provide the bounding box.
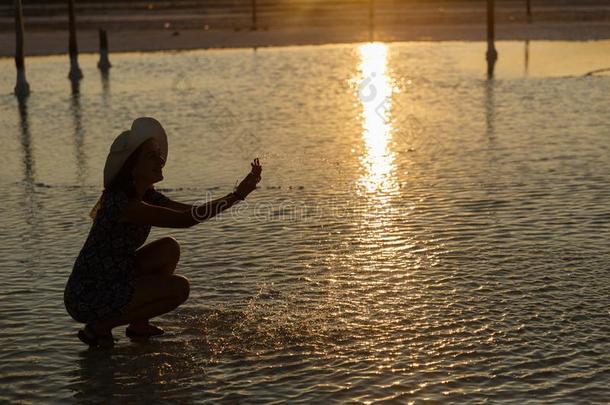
[89,143,146,220]
[105,143,147,198]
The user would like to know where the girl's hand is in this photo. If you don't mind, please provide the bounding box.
[250,157,262,181]
[235,158,262,199]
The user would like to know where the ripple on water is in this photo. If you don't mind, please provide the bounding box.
[1,41,610,403]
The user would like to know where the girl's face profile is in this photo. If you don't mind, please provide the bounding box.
[131,138,165,185]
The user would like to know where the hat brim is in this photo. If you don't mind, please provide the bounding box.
[103,117,168,188]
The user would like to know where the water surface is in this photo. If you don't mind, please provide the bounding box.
[1,40,609,403]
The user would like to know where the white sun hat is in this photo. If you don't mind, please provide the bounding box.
[103,117,168,188]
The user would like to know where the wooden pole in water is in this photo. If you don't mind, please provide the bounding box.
[486,0,498,78]
[68,0,83,81]
[97,29,112,71]
[14,0,30,97]
[251,0,257,30]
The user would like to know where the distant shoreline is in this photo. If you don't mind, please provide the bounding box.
[2,0,609,57]
[1,22,609,58]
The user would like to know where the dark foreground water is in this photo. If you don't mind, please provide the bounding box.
[0,41,609,403]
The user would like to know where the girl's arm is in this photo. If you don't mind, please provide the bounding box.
[160,199,198,212]
[119,193,243,228]
[122,158,262,228]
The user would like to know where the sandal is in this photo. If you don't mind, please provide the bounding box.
[77,324,115,348]
[125,324,165,339]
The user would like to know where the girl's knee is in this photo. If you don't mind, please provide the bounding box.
[164,236,180,256]
[162,236,181,263]
[171,274,190,303]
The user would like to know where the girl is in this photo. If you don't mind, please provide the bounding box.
[63,117,261,347]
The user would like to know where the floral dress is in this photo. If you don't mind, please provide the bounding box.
[63,188,171,324]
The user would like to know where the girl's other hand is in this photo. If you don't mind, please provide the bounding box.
[235,158,262,199]
[250,158,262,181]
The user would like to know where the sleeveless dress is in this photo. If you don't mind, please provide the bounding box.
[63,188,171,324]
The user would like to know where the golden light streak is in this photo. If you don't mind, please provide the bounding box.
[357,43,398,196]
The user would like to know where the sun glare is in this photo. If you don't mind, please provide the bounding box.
[357,43,398,196]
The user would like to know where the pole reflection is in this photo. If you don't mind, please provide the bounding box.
[17,96,34,190]
[17,95,41,274]
[70,92,88,185]
[485,79,495,140]
[101,70,111,108]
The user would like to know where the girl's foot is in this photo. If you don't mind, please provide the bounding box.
[126,322,165,338]
[78,324,115,348]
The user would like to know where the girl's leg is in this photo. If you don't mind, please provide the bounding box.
[90,274,190,334]
[129,237,181,332]
[134,237,181,277]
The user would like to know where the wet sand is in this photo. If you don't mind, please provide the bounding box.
[1,21,610,57]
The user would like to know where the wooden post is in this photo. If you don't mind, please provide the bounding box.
[251,0,257,30]
[368,0,375,42]
[97,29,112,71]
[486,0,498,78]
[14,0,30,97]
[68,0,83,81]
[526,0,532,23]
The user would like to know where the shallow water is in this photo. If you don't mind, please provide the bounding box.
[1,40,609,403]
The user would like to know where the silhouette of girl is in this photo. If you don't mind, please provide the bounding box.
[63,117,262,347]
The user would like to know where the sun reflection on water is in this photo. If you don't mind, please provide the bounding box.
[357,43,399,197]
